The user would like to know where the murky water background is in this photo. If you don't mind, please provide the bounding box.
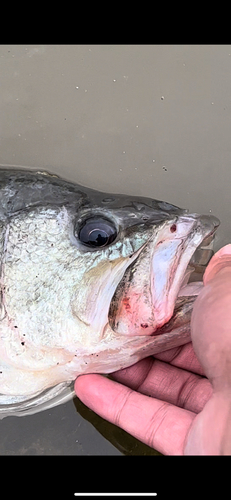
[1,44,231,454]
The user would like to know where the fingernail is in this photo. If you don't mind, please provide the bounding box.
[204,244,231,285]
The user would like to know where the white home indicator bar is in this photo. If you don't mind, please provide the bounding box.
[74,494,157,497]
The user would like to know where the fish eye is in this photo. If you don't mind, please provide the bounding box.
[77,217,117,248]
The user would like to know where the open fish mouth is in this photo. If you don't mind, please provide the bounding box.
[151,227,218,337]
[109,213,219,337]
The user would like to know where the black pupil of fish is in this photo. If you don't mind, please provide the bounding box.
[78,219,117,247]
[88,228,109,246]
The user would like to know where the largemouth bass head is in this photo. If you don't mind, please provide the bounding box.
[72,202,218,339]
[0,169,219,412]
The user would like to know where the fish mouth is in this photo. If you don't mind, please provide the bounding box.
[150,226,218,337]
[109,214,219,337]
[150,214,219,330]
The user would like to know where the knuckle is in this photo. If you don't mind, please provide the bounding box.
[144,401,171,448]
[112,387,134,427]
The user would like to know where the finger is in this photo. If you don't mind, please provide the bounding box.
[112,357,212,414]
[154,342,205,376]
[75,373,195,455]
[111,356,154,391]
[191,264,231,390]
[203,244,231,285]
[112,342,205,383]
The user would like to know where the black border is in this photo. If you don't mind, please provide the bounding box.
[2,455,228,499]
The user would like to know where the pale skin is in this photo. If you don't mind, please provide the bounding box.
[75,244,231,455]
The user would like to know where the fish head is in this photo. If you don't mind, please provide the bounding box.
[69,193,219,341]
[2,189,219,353]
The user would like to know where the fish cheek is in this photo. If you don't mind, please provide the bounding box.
[109,264,155,336]
[70,256,135,336]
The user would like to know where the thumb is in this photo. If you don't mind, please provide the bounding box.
[203,244,231,285]
[191,244,231,392]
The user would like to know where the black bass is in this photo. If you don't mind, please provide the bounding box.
[0,168,219,417]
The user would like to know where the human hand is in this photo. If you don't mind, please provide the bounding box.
[75,244,231,455]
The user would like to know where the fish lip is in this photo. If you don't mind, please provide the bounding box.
[150,214,219,330]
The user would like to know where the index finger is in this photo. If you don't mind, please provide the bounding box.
[75,373,195,455]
